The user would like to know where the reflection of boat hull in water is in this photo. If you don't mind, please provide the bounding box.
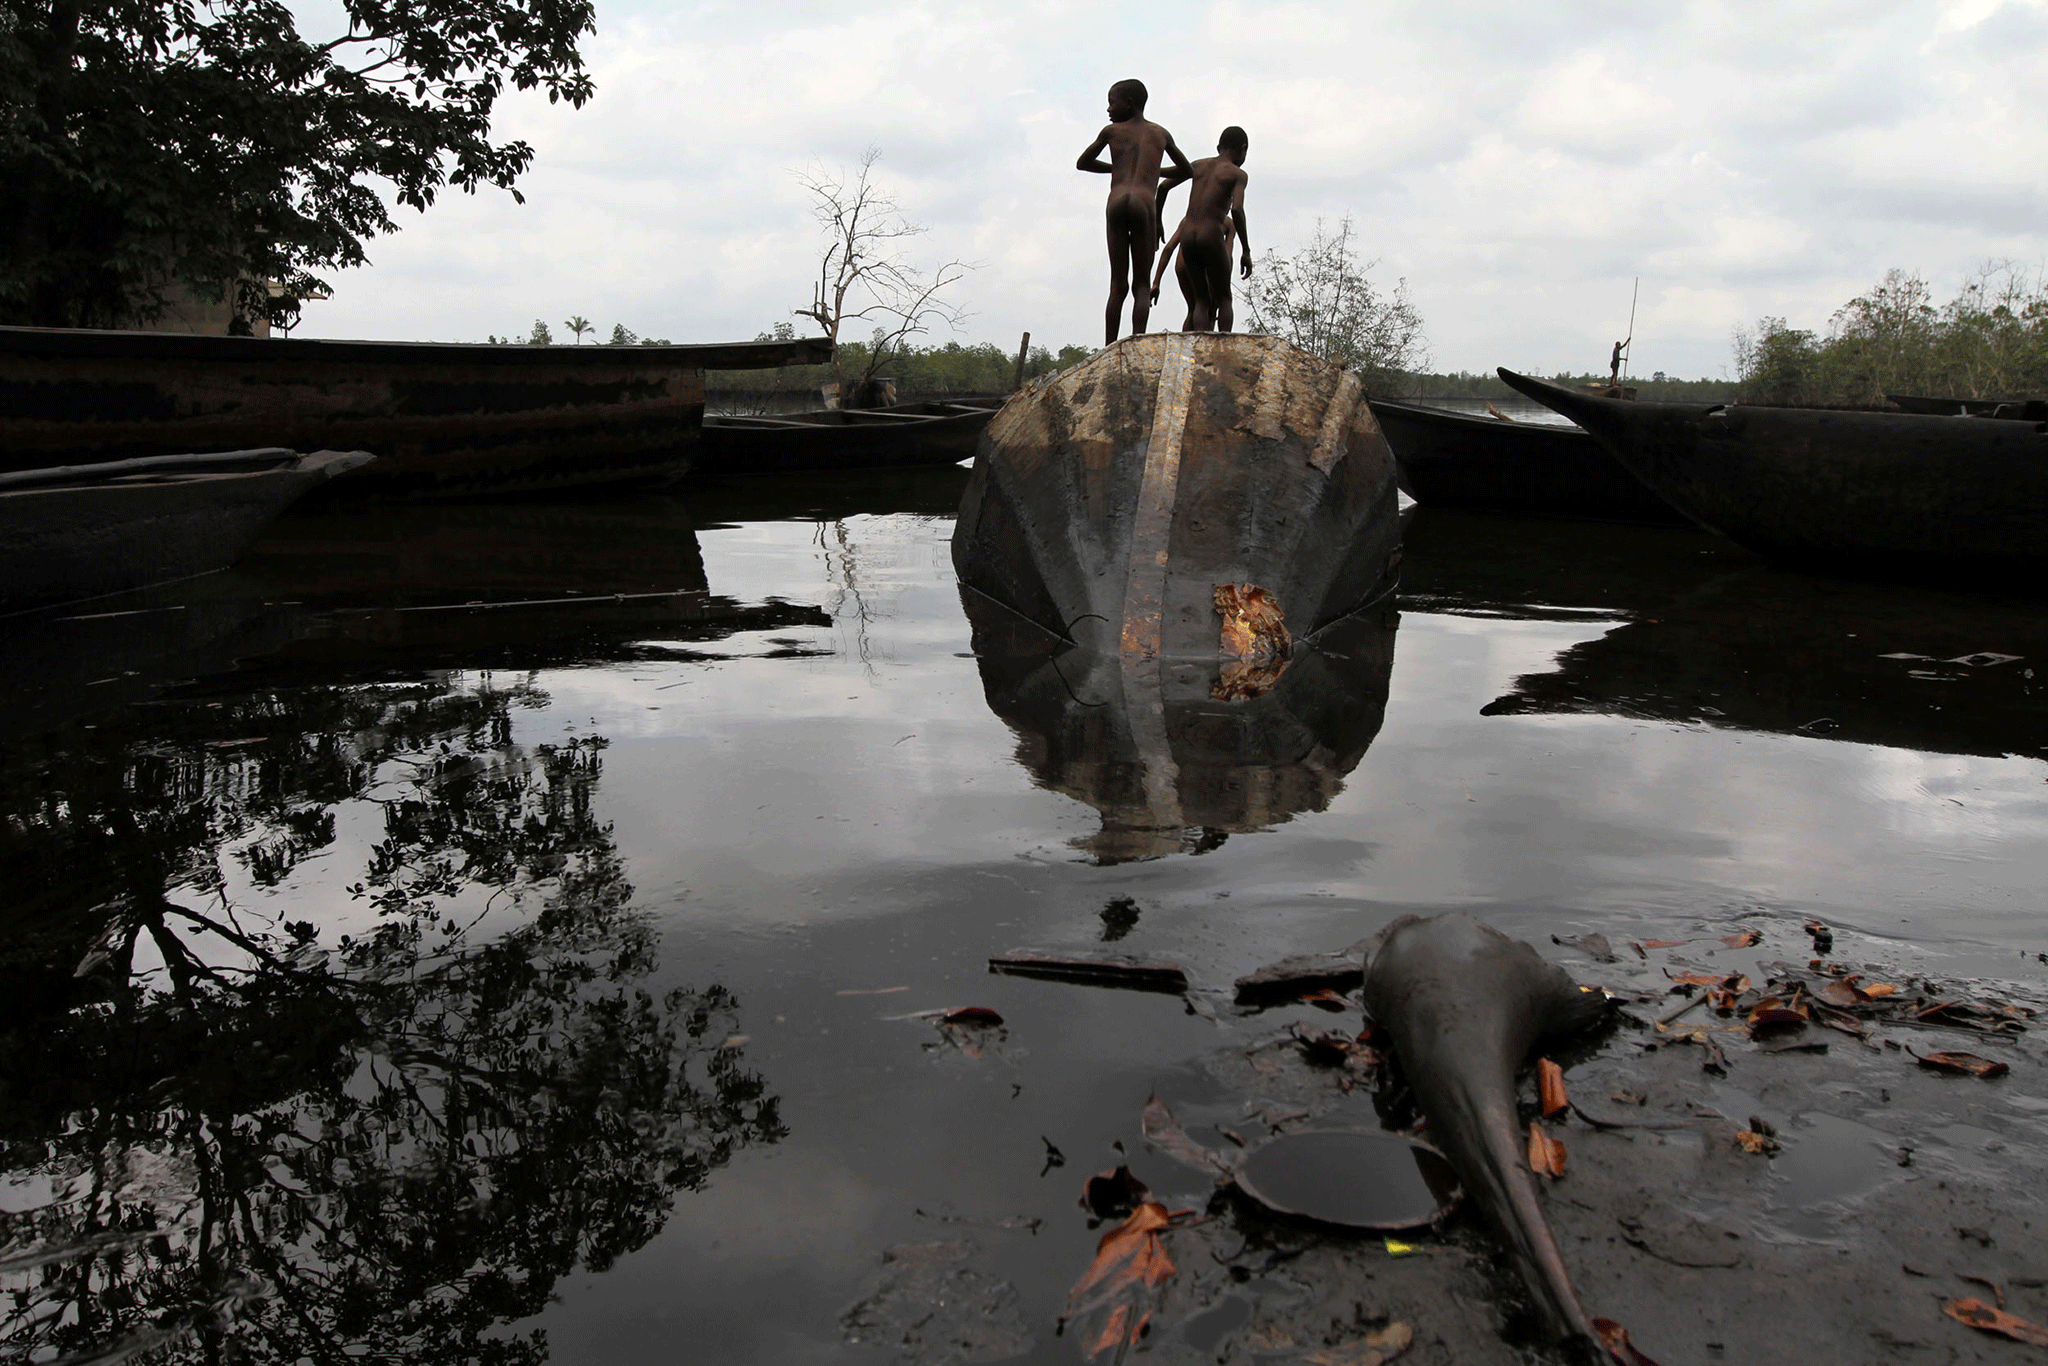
[1369,397,1686,525]
[954,333,1403,859]
[0,448,373,612]
[1479,568,2048,761]
[1499,367,2048,578]
[223,499,830,674]
[955,333,1403,653]
[0,325,830,498]
[695,398,1001,476]
[964,585,1397,860]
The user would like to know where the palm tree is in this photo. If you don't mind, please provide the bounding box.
[565,314,593,344]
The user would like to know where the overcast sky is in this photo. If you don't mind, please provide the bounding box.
[297,0,2048,379]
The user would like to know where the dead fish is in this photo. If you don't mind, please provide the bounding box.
[1361,913,1609,1345]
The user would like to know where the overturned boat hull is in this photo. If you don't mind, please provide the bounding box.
[1499,367,2048,578]
[955,333,1402,655]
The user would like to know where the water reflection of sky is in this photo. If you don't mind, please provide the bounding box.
[5,489,2045,1364]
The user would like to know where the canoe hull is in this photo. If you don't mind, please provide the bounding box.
[0,326,831,498]
[954,333,1402,654]
[1499,368,2048,575]
[1370,397,1685,525]
[694,398,999,477]
[0,450,372,611]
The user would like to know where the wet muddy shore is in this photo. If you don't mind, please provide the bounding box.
[2,470,2044,1365]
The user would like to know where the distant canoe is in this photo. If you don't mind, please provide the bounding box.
[0,448,373,612]
[1886,393,2047,420]
[955,333,1403,654]
[1499,368,2048,577]
[694,397,1001,477]
[0,325,830,498]
[1369,397,1686,524]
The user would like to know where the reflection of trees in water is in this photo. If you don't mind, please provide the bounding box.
[0,673,782,1365]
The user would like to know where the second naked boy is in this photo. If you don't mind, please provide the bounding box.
[1076,79,1193,345]
[1151,126,1251,333]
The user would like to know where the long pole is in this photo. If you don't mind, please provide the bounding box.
[1012,331,1031,392]
[1623,278,1639,382]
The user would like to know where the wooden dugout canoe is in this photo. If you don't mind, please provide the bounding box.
[0,448,373,612]
[1369,396,1686,525]
[694,397,1001,477]
[1499,367,2048,577]
[0,325,830,499]
[954,333,1403,656]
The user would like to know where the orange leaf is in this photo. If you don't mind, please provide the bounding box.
[1911,1049,2010,1079]
[1860,981,1899,998]
[1527,1121,1566,1178]
[1721,929,1761,948]
[1665,970,1722,987]
[1537,1058,1568,1119]
[1061,1201,1178,1359]
[1593,1317,1666,1364]
[1639,939,1691,949]
[1944,1297,2048,1347]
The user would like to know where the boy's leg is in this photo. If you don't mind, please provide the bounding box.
[1129,232,1156,335]
[1174,249,1201,330]
[1204,251,1233,332]
[1104,218,1131,345]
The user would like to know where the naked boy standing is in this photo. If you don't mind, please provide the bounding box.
[1151,126,1251,332]
[1076,79,1193,345]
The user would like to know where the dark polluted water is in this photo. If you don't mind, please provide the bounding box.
[2,467,2045,1365]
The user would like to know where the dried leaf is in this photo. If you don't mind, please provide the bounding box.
[1861,981,1899,998]
[1640,939,1691,949]
[1911,1049,2009,1079]
[1735,1130,1779,1156]
[1082,1164,1151,1219]
[1665,970,1723,987]
[1943,1297,2048,1347]
[1300,988,1356,1012]
[1302,1321,1415,1365]
[1537,1058,1569,1119]
[1527,1121,1566,1178]
[1060,1202,1177,1359]
[1746,995,1810,1028]
[939,1006,1004,1025]
[1721,930,1762,948]
[1593,1317,1666,1365]
[1140,1092,1234,1179]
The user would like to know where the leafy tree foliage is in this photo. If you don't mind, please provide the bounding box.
[1734,263,2048,405]
[1242,216,1429,390]
[0,0,596,331]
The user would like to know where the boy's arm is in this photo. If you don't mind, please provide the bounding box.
[1076,126,1114,173]
[1161,132,1194,180]
[1231,176,1252,277]
[1150,222,1185,300]
[1154,163,1191,222]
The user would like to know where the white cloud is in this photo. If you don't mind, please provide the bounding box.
[298,0,2048,379]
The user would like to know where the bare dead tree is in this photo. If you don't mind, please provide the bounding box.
[794,148,977,407]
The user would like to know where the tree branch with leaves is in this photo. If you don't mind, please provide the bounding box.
[1242,216,1429,391]
[792,149,976,407]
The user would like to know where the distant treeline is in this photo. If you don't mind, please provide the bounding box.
[709,338,1094,403]
[1400,370,1734,402]
[1734,264,2047,406]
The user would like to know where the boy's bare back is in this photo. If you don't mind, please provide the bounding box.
[1076,79,1191,344]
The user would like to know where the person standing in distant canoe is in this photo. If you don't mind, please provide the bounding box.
[1149,126,1252,332]
[1076,79,1193,346]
